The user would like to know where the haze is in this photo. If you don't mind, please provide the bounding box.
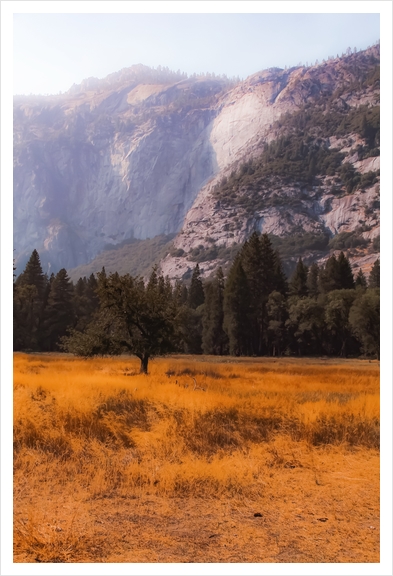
[13,12,380,96]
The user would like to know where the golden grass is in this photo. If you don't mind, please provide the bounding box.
[13,353,380,563]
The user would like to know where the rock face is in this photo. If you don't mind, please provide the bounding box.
[13,48,380,276]
[14,72,225,272]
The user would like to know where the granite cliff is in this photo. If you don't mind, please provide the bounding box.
[13,47,380,277]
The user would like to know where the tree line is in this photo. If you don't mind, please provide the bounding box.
[13,233,380,373]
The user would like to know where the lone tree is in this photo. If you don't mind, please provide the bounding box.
[62,269,177,374]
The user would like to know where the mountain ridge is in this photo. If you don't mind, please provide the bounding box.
[13,44,380,278]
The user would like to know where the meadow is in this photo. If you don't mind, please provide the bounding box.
[13,353,380,563]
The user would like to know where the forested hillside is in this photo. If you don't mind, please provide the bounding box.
[161,44,380,280]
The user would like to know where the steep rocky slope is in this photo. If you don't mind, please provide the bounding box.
[13,47,380,277]
[14,67,230,272]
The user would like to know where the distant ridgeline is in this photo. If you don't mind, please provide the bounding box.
[14,233,380,370]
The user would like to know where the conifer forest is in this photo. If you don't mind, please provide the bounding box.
[13,232,380,372]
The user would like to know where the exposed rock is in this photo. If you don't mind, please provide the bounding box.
[13,47,380,277]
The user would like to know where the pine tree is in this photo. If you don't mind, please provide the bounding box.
[337,252,355,289]
[42,268,75,351]
[13,250,47,350]
[13,284,41,350]
[17,249,46,298]
[266,291,288,356]
[73,277,87,330]
[146,266,159,294]
[240,232,264,354]
[223,257,251,356]
[240,232,284,354]
[289,258,309,297]
[260,233,281,294]
[202,267,227,355]
[368,258,380,288]
[307,262,320,297]
[72,275,99,332]
[325,289,357,356]
[173,280,188,306]
[355,269,367,289]
[272,250,288,295]
[319,255,340,293]
[188,264,205,309]
[85,273,99,311]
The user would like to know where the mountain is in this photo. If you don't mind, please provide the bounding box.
[13,46,380,279]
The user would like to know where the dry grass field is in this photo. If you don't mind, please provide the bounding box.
[13,353,380,563]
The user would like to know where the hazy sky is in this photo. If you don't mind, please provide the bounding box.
[13,11,380,95]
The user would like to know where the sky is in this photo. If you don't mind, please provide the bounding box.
[13,11,381,96]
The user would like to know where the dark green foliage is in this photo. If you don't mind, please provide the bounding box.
[337,252,355,290]
[272,250,289,295]
[173,281,188,306]
[73,274,100,331]
[319,255,340,293]
[307,263,320,297]
[368,259,380,288]
[240,233,282,355]
[286,297,325,356]
[360,111,380,148]
[213,141,346,213]
[372,235,380,253]
[42,269,75,351]
[202,268,228,355]
[214,139,377,214]
[359,170,379,189]
[13,249,47,351]
[13,284,42,351]
[349,289,380,357]
[176,305,203,355]
[266,291,288,356]
[16,249,46,299]
[223,257,251,356]
[354,269,367,289]
[63,268,178,373]
[61,308,126,358]
[101,270,177,373]
[328,230,369,251]
[188,264,205,309]
[279,104,379,143]
[186,242,241,266]
[339,162,361,193]
[15,237,379,360]
[269,233,330,258]
[289,258,309,297]
[324,290,358,356]
[212,91,379,215]
[188,244,218,262]
[319,252,354,293]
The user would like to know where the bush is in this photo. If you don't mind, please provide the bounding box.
[328,230,368,251]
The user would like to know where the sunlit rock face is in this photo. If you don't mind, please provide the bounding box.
[14,47,380,275]
[14,72,223,273]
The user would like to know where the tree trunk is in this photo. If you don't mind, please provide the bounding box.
[139,354,149,374]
